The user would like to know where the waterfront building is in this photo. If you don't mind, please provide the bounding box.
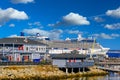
[0,37,46,62]
[51,53,94,73]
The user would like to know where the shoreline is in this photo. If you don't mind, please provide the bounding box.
[0,65,108,80]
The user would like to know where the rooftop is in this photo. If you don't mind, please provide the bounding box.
[0,37,46,45]
[50,53,87,59]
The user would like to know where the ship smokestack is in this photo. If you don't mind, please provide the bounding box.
[20,32,24,36]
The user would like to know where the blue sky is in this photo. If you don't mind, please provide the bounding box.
[0,0,120,50]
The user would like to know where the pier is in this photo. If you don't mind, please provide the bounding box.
[97,66,120,72]
[51,54,94,73]
[96,58,120,72]
[97,62,120,65]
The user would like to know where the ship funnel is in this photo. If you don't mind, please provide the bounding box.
[20,32,24,36]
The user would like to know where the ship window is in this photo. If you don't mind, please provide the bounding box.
[36,48,38,51]
[41,48,43,51]
[43,48,46,51]
[39,48,41,51]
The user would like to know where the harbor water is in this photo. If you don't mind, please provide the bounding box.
[66,72,120,80]
[107,50,120,58]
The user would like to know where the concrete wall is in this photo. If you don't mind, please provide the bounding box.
[53,59,66,67]
[52,59,94,68]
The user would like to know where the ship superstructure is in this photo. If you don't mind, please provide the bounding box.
[29,34,110,57]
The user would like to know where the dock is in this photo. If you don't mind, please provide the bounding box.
[96,58,120,72]
[97,66,120,72]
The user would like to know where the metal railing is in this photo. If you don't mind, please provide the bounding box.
[66,62,94,68]
[0,61,51,66]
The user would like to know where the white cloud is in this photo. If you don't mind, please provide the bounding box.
[8,34,18,37]
[11,0,34,4]
[105,23,120,30]
[28,22,41,26]
[99,33,112,39]
[111,34,120,37]
[93,33,112,39]
[106,7,120,18]
[93,33,120,39]
[66,30,82,34]
[48,12,90,26]
[23,28,63,40]
[49,29,63,40]
[23,28,49,36]
[9,24,15,27]
[94,17,104,22]
[0,8,28,25]
[63,12,90,25]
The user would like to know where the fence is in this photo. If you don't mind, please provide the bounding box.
[0,61,51,66]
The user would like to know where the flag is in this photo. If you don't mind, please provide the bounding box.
[18,46,24,50]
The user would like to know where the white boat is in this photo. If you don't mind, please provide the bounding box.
[29,34,110,57]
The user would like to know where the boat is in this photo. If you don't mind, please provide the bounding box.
[28,33,110,58]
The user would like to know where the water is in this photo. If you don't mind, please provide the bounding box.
[66,72,120,80]
[105,72,120,80]
[107,50,120,58]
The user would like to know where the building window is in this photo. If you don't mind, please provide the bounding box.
[26,47,29,51]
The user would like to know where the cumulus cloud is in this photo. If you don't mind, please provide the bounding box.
[48,12,90,27]
[106,7,120,18]
[23,28,49,36]
[111,34,120,37]
[11,0,34,4]
[8,34,18,37]
[66,30,82,34]
[9,24,15,27]
[28,22,42,27]
[93,33,120,39]
[23,28,63,40]
[0,8,28,25]
[94,17,104,22]
[105,23,120,30]
[49,29,63,40]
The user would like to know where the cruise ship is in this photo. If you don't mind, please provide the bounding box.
[29,33,110,58]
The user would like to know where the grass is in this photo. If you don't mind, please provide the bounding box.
[0,65,108,80]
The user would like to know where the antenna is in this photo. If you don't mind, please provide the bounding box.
[90,38,96,59]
